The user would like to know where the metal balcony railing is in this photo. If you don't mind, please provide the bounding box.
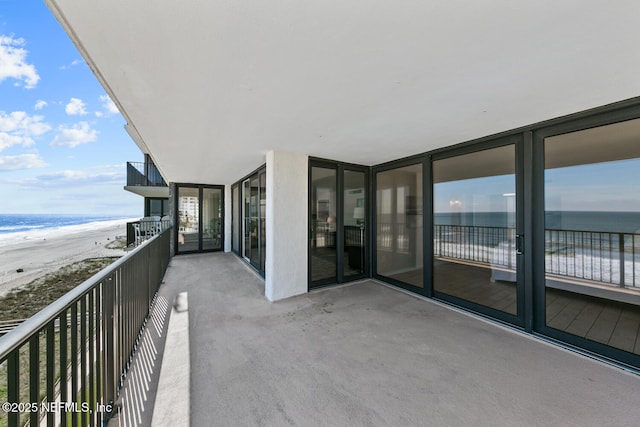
[432,224,640,288]
[376,223,640,288]
[126,161,167,187]
[0,228,171,427]
[126,218,172,247]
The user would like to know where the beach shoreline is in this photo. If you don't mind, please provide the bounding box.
[0,218,138,298]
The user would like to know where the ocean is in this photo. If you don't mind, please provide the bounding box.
[0,214,132,235]
[434,211,640,234]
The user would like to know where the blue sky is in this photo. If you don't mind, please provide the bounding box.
[0,0,141,215]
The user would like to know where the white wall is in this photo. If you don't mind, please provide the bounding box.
[265,151,308,301]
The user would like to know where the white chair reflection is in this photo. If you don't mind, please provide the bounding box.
[138,216,161,243]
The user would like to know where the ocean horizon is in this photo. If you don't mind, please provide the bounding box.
[431,211,640,234]
[0,213,137,235]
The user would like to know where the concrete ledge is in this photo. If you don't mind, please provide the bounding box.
[152,292,190,427]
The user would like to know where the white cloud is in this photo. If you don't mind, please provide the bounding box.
[0,35,40,89]
[96,94,120,117]
[50,121,98,148]
[0,110,52,152]
[34,100,47,110]
[65,98,88,115]
[0,153,47,171]
[5,166,124,188]
[58,59,83,70]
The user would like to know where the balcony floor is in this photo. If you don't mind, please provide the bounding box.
[111,252,640,426]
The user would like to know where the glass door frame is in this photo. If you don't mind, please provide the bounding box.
[239,168,266,276]
[308,158,369,289]
[174,183,225,254]
[371,156,430,297]
[430,134,527,328]
[532,104,640,367]
[242,178,252,262]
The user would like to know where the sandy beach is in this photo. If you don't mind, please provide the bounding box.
[0,218,137,298]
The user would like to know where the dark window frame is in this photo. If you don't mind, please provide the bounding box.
[231,165,267,277]
[174,183,225,255]
[308,157,370,289]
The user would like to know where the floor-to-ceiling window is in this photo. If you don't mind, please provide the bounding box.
[176,184,224,254]
[238,167,266,276]
[343,170,366,279]
[202,187,223,251]
[310,165,338,284]
[375,162,424,289]
[310,160,368,288]
[540,118,640,359]
[231,184,240,255]
[432,140,522,321]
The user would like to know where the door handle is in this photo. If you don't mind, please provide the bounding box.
[516,234,524,255]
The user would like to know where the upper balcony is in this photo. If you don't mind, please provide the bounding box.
[124,158,170,199]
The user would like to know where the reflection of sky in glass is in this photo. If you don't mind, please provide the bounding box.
[434,157,640,213]
[434,174,514,213]
[545,158,640,212]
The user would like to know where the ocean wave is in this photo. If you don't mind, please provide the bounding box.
[0,225,46,233]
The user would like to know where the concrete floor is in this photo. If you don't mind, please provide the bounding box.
[118,252,640,426]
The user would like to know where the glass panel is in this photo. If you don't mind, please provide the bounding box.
[260,172,267,273]
[178,187,200,252]
[311,167,337,282]
[544,119,640,355]
[149,199,163,216]
[243,180,251,260]
[232,185,240,253]
[433,145,517,314]
[376,163,423,287]
[344,170,366,277]
[250,176,260,266]
[202,188,223,251]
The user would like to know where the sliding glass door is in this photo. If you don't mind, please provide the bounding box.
[432,137,524,324]
[176,184,224,254]
[539,118,640,359]
[310,161,368,288]
[241,169,266,275]
[310,165,337,284]
[375,162,424,289]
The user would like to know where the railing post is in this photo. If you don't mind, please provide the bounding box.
[619,233,626,288]
[103,275,115,415]
[7,351,19,427]
[29,334,40,426]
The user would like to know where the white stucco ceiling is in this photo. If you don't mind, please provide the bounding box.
[46,0,640,185]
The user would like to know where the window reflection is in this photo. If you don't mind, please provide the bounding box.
[376,163,423,287]
[311,167,337,282]
[544,118,640,355]
[344,170,366,278]
[433,145,517,315]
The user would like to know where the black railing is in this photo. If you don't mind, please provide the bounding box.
[0,228,171,427]
[430,224,640,289]
[377,222,410,253]
[126,161,167,187]
[126,218,172,247]
[544,229,639,288]
[434,225,515,268]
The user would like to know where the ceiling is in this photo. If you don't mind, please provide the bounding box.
[46,0,640,185]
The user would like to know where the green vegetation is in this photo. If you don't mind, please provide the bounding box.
[0,257,119,427]
[0,257,119,322]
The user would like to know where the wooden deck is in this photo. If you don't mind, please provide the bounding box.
[387,259,640,356]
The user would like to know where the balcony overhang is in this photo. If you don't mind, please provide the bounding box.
[124,185,170,199]
[46,1,640,184]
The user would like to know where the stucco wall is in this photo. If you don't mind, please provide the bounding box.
[265,151,308,301]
